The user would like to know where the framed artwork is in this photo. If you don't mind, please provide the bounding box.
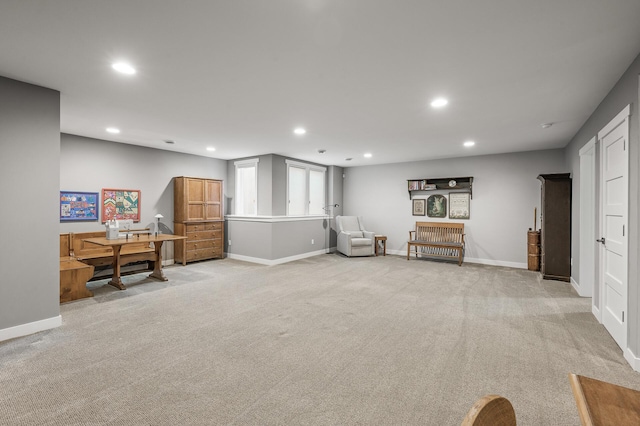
[449,192,470,219]
[412,198,426,216]
[427,194,447,218]
[101,188,141,222]
[60,191,99,221]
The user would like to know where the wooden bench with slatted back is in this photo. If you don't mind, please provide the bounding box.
[407,221,465,266]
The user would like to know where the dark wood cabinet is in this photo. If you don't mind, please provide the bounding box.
[538,173,571,281]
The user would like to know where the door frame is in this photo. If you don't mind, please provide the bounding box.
[578,137,596,299]
[597,104,630,347]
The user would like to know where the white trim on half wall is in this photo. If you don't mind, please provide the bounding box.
[0,315,61,343]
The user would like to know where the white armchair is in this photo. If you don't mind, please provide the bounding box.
[336,216,375,257]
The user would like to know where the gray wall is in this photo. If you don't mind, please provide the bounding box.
[0,77,60,333]
[343,149,566,266]
[226,154,341,261]
[564,52,640,357]
[327,166,344,248]
[227,218,328,261]
[60,134,227,260]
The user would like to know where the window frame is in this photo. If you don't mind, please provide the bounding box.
[234,158,259,216]
[285,159,327,216]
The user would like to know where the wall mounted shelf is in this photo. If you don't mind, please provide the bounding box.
[407,176,473,199]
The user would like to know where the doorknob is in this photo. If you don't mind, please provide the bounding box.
[597,238,605,244]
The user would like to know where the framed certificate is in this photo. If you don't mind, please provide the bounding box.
[449,192,470,219]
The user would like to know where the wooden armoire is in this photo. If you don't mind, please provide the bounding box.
[173,177,224,265]
[537,173,571,281]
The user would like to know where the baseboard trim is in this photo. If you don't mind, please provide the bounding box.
[624,347,640,372]
[227,249,329,266]
[592,304,602,323]
[230,248,528,269]
[0,315,62,343]
[570,277,581,295]
[386,249,527,269]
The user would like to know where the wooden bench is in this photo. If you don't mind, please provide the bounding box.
[59,231,155,302]
[407,222,465,266]
[60,234,94,303]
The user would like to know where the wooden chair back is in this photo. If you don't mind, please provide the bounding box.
[414,222,464,243]
[461,395,516,426]
[60,233,71,258]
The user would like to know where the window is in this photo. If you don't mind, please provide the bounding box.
[235,158,258,215]
[286,160,326,216]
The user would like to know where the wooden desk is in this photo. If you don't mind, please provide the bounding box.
[83,234,187,290]
[569,373,640,426]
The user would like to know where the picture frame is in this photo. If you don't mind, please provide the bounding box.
[60,191,99,221]
[449,192,470,219]
[101,188,141,222]
[412,198,426,216]
[427,194,447,218]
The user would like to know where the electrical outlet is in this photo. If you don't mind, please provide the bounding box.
[311,239,315,245]
[228,240,231,246]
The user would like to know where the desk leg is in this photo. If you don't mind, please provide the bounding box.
[149,241,168,281]
[108,245,126,290]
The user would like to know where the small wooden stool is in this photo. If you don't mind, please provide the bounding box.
[375,235,387,256]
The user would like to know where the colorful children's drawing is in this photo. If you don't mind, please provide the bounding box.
[60,191,99,221]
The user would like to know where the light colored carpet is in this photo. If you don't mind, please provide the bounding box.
[1,254,638,425]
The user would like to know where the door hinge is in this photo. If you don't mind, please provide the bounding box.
[622,311,625,322]
[623,225,625,237]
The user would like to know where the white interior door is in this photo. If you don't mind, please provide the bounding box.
[598,105,630,351]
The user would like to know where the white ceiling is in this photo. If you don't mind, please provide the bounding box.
[1,1,640,167]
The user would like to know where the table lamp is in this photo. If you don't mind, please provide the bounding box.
[154,214,164,237]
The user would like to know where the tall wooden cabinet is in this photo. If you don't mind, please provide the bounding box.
[537,173,571,282]
[174,177,224,265]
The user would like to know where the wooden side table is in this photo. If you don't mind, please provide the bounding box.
[375,235,387,256]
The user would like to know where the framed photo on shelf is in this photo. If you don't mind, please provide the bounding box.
[412,198,426,216]
[60,191,99,221]
[101,188,141,222]
[427,194,447,218]
[449,192,470,219]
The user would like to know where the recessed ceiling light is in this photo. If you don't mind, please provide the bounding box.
[540,123,553,129]
[106,127,120,134]
[464,141,475,147]
[206,147,216,152]
[293,127,306,135]
[364,153,372,158]
[430,97,448,108]
[112,62,136,75]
